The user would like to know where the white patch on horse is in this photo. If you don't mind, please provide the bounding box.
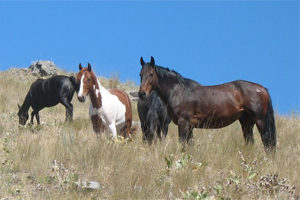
[256,88,262,93]
[78,74,85,98]
[95,83,101,98]
[88,79,126,139]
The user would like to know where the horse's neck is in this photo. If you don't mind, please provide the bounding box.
[20,93,31,112]
[89,79,110,108]
[156,75,180,104]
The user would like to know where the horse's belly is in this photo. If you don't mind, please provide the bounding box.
[196,118,237,128]
[194,112,242,129]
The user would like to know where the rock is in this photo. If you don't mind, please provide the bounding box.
[75,180,101,190]
[28,61,57,76]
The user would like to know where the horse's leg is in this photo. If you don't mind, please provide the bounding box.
[35,111,40,125]
[60,98,73,122]
[91,115,102,137]
[162,119,170,139]
[124,120,132,138]
[187,129,194,145]
[178,118,190,143]
[108,122,117,139]
[30,111,35,124]
[145,128,154,144]
[145,122,156,144]
[30,110,40,124]
[155,121,162,141]
[141,123,147,142]
[239,115,255,145]
[256,118,276,152]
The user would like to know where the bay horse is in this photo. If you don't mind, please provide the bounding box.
[138,57,276,152]
[138,90,171,144]
[76,63,133,139]
[18,75,78,125]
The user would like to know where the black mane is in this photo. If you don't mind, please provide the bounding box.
[154,65,198,87]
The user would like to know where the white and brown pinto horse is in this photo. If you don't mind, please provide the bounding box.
[76,63,133,139]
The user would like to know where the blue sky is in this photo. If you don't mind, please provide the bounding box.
[0,1,299,114]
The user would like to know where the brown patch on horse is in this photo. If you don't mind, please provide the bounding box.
[109,88,132,138]
[89,87,102,109]
[91,114,104,136]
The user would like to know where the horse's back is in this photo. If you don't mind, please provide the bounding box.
[44,75,75,95]
[109,89,131,108]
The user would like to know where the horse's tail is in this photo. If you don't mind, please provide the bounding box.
[263,89,276,152]
[69,76,79,92]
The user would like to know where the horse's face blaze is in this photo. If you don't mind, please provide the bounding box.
[18,111,28,125]
[139,65,158,100]
[77,68,95,102]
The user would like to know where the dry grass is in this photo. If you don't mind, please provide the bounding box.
[0,68,299,199]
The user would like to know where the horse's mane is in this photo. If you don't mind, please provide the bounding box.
[154,65,197,87]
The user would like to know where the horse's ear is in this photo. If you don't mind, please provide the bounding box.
[140,57,145,66]
[79,63,83,71]
[87,63,92,71]
[18,104,21,109]
[150,56,155,67]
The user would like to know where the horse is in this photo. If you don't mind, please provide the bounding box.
[18,75,78,125]
[138,57,276,152]
[76,63,133,139]
[138,90,171,144]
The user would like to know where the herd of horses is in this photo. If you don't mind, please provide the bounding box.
[18,57,276,152]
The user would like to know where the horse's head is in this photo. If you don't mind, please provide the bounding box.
[17,104,28,125]
[76,63,97,102]
[139,56,158,100]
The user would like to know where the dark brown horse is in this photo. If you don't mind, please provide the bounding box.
[138,57,276,152]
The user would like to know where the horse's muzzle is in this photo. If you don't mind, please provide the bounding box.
[19,120,26,126]
[77,96,86,102]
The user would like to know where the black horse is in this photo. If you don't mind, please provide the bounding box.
[18,75,78,125]
[138,90,171,144]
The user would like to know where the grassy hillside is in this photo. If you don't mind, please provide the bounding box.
[0,68,299,199]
